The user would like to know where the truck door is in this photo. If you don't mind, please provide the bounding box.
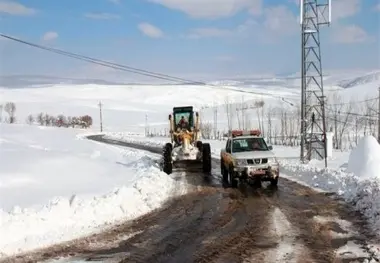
[223,139,231,168]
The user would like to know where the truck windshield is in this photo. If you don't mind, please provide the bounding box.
[232,137,268,152]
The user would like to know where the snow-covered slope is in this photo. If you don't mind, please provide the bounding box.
[0,124,185,257]
[336,71,380,89]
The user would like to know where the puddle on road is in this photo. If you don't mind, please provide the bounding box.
[313,215,377,262]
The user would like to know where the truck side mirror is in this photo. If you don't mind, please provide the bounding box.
[268,145,273,151]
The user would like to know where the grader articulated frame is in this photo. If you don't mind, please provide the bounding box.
[161,106,212,175]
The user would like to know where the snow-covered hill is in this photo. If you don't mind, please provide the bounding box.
[1,69,378,134]
[336,70,380,89]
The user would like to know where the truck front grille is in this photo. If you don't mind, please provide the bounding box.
[247,158,268,164]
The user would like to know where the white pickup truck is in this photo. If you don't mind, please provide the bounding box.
[220,130,279,188]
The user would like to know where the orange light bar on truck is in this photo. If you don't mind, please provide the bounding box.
[231,130,261,137]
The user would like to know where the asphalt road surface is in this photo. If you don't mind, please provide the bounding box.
[2,135,379,263]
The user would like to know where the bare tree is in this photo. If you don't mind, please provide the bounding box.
[329,93,345,149]
[80,115,93,128]
[37,112,44,125]
[235,108,241,129]
[364,96,377,136]
[26,114,34,125]
[279,106,288,145]
[44,114,51,126]
[254,100,265,134]
[57,114,67,127]
[334,100,353,150]
[49,115,57,126]
[266,106,273,144]
[4,102,16,124]
[224,96,233,133]
[201,122,213,139]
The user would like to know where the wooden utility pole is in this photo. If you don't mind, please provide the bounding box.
[98,101,103,132]
[378,87,380,143]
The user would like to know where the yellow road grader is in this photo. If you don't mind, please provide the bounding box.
[162,106,212,175]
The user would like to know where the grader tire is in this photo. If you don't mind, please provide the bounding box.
[202,143,212,174]
[163,143,173,175]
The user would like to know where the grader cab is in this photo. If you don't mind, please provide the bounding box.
[161,106,212,175]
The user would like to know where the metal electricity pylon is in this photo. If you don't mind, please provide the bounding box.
[299,0,331,168]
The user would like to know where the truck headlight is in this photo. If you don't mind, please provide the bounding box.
[268,157,278,164]
[235,159,247,166]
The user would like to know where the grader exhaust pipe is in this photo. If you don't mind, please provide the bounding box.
[169,114,175,144]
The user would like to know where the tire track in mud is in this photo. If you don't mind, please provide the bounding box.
[1,135,377,263]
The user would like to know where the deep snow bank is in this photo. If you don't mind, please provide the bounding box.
[0,124,181,258]
[347,136,380,181]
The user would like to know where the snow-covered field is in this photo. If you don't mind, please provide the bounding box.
[1,70,379,134]
[0,124,186,257]
[0,70,380,258]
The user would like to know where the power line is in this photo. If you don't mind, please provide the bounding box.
[0,34,191,83]
[0,33,298,103]
[326,97,378,107]
[324,108,378,118]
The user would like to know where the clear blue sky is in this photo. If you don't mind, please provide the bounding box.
[0,0,379,81]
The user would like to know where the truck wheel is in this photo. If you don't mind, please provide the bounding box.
[163,143,173,174]
[221,162,228,182]
[202,143,212,174]
[229,166,238,188]
[270,176,279,186]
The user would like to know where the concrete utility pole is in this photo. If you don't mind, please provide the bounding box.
[378,87,380,143]
[98,101,103,132]
[145,114,149,137]
[299,0,331,168]
[213,102,218,139]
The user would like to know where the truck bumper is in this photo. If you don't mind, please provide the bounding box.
[234,165,279,180]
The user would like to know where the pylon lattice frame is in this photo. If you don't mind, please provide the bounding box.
[300,0,331,167]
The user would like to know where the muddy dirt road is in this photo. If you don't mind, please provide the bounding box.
[2,135,378,263]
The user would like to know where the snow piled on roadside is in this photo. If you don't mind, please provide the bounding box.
[105,132,166,148]
[347,136,380,181]
[280,136,380,237]
[0,125,181,258]
[0,156,176,258]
